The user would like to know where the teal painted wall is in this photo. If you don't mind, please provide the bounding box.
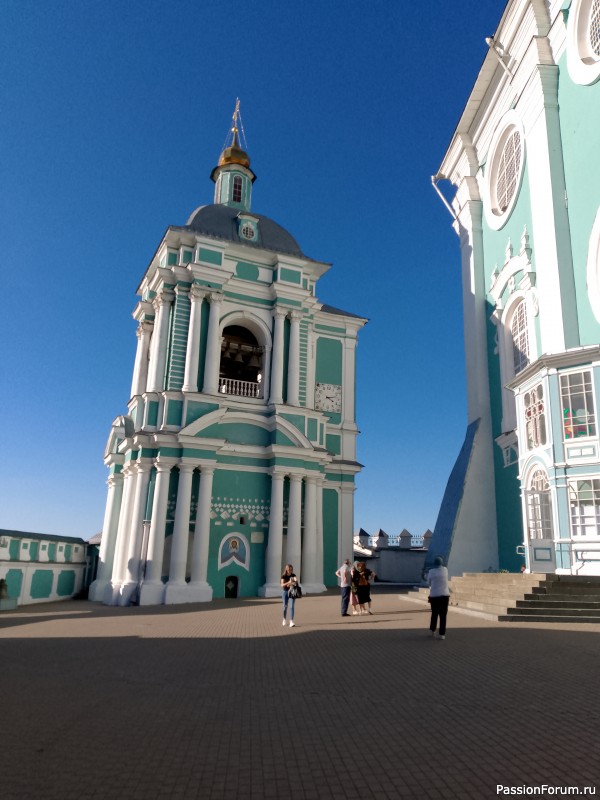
[315,337,343,384]
[322,488,339,586]
[558,52,600,344]
[57,570,76,596]
[185,401,219,426]
[207,469,270,597]
[201,422,270,446]
[5,568,22,598]
[236,261,260,281]
[31,570,53,599]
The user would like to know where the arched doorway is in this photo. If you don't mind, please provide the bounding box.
[525,468,555,572]
[219,325,263,398]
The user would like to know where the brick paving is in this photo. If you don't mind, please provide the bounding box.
[1,588,599,799]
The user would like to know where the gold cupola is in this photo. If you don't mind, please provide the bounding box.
[211,100,256,211]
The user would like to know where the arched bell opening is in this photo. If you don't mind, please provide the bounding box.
[219,325,264,398]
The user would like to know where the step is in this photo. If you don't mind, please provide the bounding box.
[506,605,600,617]
[499,614,600,623]
[518,598,600,609]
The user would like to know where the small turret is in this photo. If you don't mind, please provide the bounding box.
[211,99,256,211]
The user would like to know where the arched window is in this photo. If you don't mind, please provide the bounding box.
[524,384,546,449]
[525,469,553,540]
[485,111,525,230]
[219,325,263,398]
[511,299,530,375]
[567,0,600,85]
[232,175,243,204]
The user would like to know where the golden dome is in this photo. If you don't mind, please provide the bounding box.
[218,132,251,169]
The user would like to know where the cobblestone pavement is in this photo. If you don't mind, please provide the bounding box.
[1,588,599,800]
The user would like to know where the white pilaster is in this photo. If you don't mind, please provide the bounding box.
[286,474,303,575]
[259,471,285,596]
[119,462,152,605]
[139,462,172,606]
[301,475,322,592]
[164,463,195,603]
[287,310,301,406]
[314,475,326,592]
[147,289,175,392]
[104,464,138,605]
[131,321,153,398]
[339,484,355,570]
[182,285,205,393]
[342,336,357,424]
[269,307,286,404]
[202,292,224,395]
[89,472,124,602]
[188,466,215,602]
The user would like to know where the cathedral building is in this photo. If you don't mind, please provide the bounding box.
[430,0,600,576]
[89,107,366,605]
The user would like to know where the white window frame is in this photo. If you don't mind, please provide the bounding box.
[498,293,535,431]
[567,0,600,86]
[568,477,600,537]
[586,206,600,321]
[484,111,526,231]
[525,467,553,541]
[560,369,597,441]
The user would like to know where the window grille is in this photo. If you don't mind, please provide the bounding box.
[511,301,529,375]
[496,131,521,213]
[560,371,596,439]
[524,384,546,449]
[591,0,600,56]
[569,478,600,536]
[241,223,254,239]
[232,176,243,203]
[526,469,553,540]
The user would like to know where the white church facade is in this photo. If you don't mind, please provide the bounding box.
[89,108,366,605]
[429,0,600,577]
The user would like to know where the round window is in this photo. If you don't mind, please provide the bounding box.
[567,0,600,85]
[484,112,525,230]
[241,223,255,240]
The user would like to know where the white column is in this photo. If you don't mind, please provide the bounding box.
[314,475,326,592]
[147,289,175,392]
[202,292,223,395]
[259,471,285,596]
[104,464,138,605]
[131,321,153,397]
[139,462,172,606]
[287,310,301,406]
[188,466,215,602]
[119,462,152,605]
[301,475,319,592]
[164,463,195,603]
[89,472,124,601]
[286,474,303,576]
[182,286,205,393]
[343,336,357,424]
[269,307,286,404]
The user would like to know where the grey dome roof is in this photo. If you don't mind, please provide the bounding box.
[182,204,304,258]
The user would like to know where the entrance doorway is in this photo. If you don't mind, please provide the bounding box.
[525,469,556,572]
[225,576,239,598]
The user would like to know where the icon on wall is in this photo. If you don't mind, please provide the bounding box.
[218,533,250,571]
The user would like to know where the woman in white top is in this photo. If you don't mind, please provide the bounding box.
[427,556,450,639]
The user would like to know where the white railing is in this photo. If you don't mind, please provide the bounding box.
[219,377,262,399]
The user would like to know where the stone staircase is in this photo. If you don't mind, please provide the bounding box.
[499,575,600,623]
[405,573,600,623]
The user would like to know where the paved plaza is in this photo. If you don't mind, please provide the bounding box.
[1,587,599,800]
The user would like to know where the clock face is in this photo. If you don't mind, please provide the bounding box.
[315,383,342,412]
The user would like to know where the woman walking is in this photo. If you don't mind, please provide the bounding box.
[351,561,373,615]
[427,556,451,639]
[281,564,299,628]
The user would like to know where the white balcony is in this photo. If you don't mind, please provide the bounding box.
[219,377,262,399]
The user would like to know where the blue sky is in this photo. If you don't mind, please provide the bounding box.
[1,0,504,540]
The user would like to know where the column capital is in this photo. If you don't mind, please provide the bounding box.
[208,291,224,305]
[273,306,288,320]
[270,469,286,481]
[136,321,154,338]
[178,461,196,475]
[305,473,318,485]
[154,460,176,474]
[133,461,153,476]
[289,473,303,485]
[288,309,302,321]
[190,284,207,302]
[198,465,216,477]
[154,287,175,308]
[107,472,124,489]
[174,284,190,298]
